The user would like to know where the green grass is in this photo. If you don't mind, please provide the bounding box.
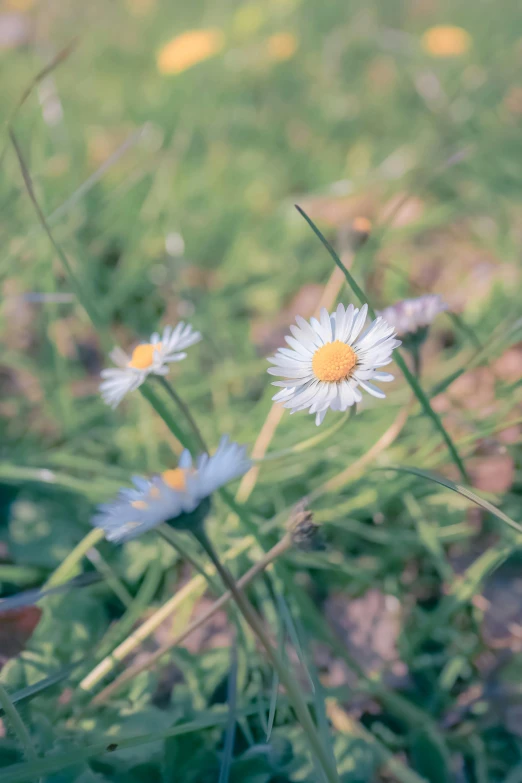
[1,0,522,780]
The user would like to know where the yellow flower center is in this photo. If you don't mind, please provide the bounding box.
[128,342,162,370]
[312,341,357,382]
[131,499,148,510]
[161,467,188,491]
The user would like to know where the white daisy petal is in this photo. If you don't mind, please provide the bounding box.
[320,307,333,342]
[342,303,356,340]
[284,335,314,357]
[358,380,387,399]
[268,302,399,424]
[268,353,310,368]
[309,316,330,344]
[333,303,345,340]
[272,387,296,403]
[272,377,310,388]
[109,346,130,368]
[295,315,324,347]
[315,409,328,426]
[161,351,187,364]
[349,303,368,343]
[100,370,144,409]
[339,381,355,409]
[267,366,311,379]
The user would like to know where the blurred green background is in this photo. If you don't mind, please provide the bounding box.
[1,0,522,780]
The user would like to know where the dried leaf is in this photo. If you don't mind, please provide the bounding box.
[0,606,42,665]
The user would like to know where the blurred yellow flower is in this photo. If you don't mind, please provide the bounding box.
[266,32,298,62]
[421,25,471,57]
[157,29,224,75]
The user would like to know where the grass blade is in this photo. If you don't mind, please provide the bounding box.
[266,596,288,742]
[292,615,337,783]
[0,709,261,783]
[422,540,514,633]
[0,39,77,167]
[0,662,83,717]
[0,573,102,613]
[265,669,280,743]
[10,130,107,341]
[295,204,469,482]
[218,642,238,783]
[0,684,38,762]
[378,465,522,535]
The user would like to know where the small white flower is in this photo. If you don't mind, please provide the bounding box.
[93,437,251,543]
[377,295,448,338]
[100,323,201,408]
[268,303,401,426]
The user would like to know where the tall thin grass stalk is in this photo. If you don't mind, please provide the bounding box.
[194,527,341,783]
[157,377,208,453]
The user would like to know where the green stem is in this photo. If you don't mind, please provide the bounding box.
[194,528,341,783]
[411,344,422,379]
[158,526,222,594]
[157,377,208,453]
[0,684,38,763]
[140,382,192,451]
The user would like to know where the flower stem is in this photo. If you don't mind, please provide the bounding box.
[158,525,221,592]
[411,344,422,378]
[194,528,341,783]
[157,377,208,453]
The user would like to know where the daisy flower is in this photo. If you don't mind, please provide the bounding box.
[100,323,201,409]
[268,303,401,426]
[92,437,251,543]
[377,295,448,338]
